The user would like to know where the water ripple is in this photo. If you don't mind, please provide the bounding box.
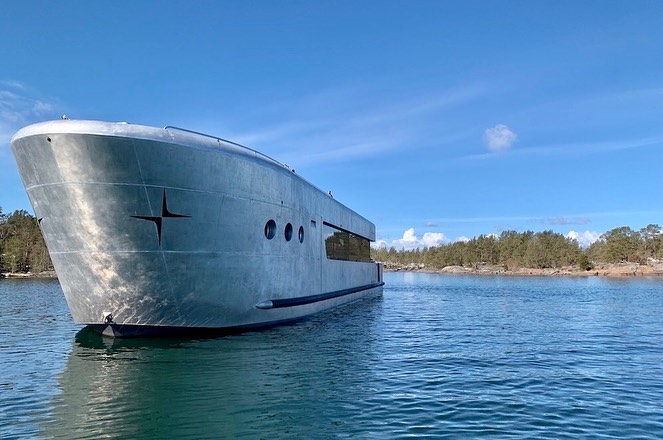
[1,274,663,438]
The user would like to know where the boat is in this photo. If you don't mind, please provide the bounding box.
[10,119,384,337]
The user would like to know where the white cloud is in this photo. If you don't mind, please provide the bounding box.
[484,124,517,152]
[401,228,418,243]
[566,230,601,248]
[373,228,449,250]
[372,239,389,249]
[0,82,58,145]
[422,232,445,247]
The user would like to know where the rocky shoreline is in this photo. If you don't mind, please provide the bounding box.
[4,262,663,279]
[383,261,663,277]
[0,271,57,279]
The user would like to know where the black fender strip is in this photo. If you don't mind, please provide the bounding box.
[256,282,384,309]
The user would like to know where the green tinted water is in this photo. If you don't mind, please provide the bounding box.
[1,273,662,438]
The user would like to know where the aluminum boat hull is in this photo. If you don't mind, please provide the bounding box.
[11,120,383,336]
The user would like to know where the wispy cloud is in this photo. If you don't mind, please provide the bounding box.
[512,86,663,128]
[0,80,59,146]
[0,80,26,90]
[461,135,663,161]
[543,216,591,226]
[406,210,663,230]
[460,84,663,162]
[520,136,663,157]
[414,214,544,224]
[214,83,492,168]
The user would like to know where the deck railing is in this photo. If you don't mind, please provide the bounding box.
[163,125,287,169]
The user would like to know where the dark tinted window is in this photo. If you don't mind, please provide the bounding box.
[324,223,371,262]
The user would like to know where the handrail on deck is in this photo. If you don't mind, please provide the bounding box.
[163,125,286,168]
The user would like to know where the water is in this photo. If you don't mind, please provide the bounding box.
[1,272,663,439]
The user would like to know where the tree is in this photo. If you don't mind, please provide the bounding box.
[602,227,640,263]
[522,230,579,268]
[577,253,594,271]
[498,230,531,269]
[586,239,607,263]
[639,224,662,259]
[474,234,499,264]
[0,209,53,273]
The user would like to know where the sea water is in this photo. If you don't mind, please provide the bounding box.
[1,272,662,439]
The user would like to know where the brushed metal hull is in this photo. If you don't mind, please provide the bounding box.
[11,120,383,336]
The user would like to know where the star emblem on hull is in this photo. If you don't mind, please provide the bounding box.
[131,189,190,245]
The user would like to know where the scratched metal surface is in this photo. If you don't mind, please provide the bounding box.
[10,120,382,330]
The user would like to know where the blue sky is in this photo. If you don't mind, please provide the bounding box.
[1,1,662,249]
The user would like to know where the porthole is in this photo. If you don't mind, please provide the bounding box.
[264,219,276,239]
[298,225,305,243]
[284,223,293,241]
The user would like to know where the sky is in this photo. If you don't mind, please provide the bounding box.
[1,1,662,250]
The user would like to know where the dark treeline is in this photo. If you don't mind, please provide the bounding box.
[371,225,663,270]
[0,208,53,273]
[2,203,662,274]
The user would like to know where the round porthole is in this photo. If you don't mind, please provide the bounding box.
[264,219,276,239]
[298,225,304,243]
[285,223,293,241]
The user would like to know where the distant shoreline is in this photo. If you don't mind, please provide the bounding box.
[0,271,57,279]
[3,263,663,280]
[383,262,663,278]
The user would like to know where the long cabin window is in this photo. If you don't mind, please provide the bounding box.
[323,223,371,263]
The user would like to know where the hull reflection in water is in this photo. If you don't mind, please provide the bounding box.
[42,299,383,439]
[11,120,384,336]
